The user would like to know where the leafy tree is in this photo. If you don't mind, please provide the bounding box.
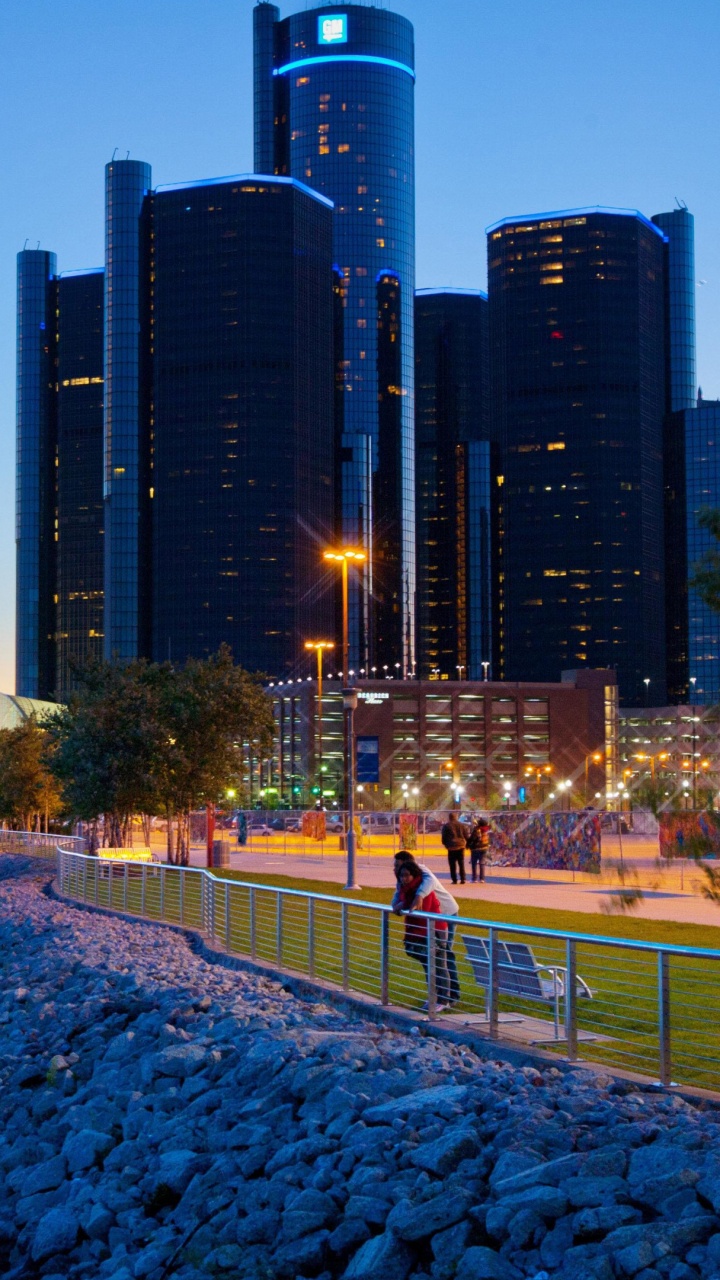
[0,719,63,831]
[45,647,275,863]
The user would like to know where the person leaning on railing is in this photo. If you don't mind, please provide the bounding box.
[396,858,451,1011]
[392,850,460,1003]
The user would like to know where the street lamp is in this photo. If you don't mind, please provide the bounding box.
[644,678,651,706]
[305,641,335,786]
[342,686,360,889]
[323,548,367,680]
[481,661,490,682]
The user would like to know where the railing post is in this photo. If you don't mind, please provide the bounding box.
[160,865,165,920]
[658,951,671,1087]
[565,937,578,1061]
[141,864,147,916]
[94,855,99,906]
[179,869,184,925]
[250,888,256,959]
[426,918,437,1016]
[225,884,231,950]
[380,911,390,1006]
[124,862,129,911]
[276,891,283,963]
[83,858,87,903]
[342,903,350,991]
[108,861,113,909]
[308,898,315,978]
[488,928,499,1039]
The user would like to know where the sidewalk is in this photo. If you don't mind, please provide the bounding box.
[177,835,720,929]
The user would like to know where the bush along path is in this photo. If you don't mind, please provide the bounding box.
[2,856,720,1280]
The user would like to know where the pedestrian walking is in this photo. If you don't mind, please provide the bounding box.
[396,858,451,1009]
[392,850,460,1002]
[468,815,490,882]
[441,812,467,884]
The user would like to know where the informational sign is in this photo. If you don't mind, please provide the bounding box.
[359,690,390,704]
[318,14,348,44]
[356,736,380,784]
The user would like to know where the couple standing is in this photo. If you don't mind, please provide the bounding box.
[441,813,490,884]
[392,850,459,1011]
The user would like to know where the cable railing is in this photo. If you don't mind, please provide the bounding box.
[55,846,720,1094]
[0,830,85,858]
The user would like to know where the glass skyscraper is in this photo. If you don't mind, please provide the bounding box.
[16,249,57,699]
[679,396,720,705]
[253,2,416,673]
[415,290,494,681]
[103,159,153,664]
[149,175,335,674]
[56,270,105,696]
[488,208,667,706]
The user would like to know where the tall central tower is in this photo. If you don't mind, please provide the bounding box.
[254,1,416,673]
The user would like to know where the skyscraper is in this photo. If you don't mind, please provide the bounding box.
[16,255,105,701]
[653,207,697,701]
[679,394,720,705]
[16,249,57,699]
[149,175,335,675]
[253,2,416,673]
[488,208,667,706]
[56,270,105,696]
[415,290,494,680]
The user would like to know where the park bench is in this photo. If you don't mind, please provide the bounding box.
[97,848,157,878]
[461,934,593,1041]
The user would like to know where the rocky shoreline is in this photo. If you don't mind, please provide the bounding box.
[1,854,720,1280]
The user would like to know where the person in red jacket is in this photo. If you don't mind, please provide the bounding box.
[397,860,451,1009]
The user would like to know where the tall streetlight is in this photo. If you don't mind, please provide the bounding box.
[323,548,366,679]
[305,641,335,787]
[643,677,651,706]
[324,548,366,889]
[690,678,698,810]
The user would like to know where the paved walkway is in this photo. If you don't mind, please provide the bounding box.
[173,834,720,929]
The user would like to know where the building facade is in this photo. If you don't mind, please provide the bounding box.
[619,702,720,807]
[149,175,335,674]
[415,289,493,682]
[269,669,617,809]
[16,253,105,701]
[56,270,105,695]
[254,2,416,673]
[488,208,667,707]
[681,396,720,705]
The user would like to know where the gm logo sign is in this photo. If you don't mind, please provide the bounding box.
[319,14,348,44]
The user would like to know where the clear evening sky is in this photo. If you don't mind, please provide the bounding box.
[1,0,718,695]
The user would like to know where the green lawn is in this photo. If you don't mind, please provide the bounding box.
[59,858,720,1094]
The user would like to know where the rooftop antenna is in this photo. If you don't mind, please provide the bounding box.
[36,241,40,250]
[675,196,688,211]
[23,238,28,250]
[112,147,118,161]
[126,150,130,159]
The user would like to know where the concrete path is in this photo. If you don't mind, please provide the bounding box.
[175,834,720,930]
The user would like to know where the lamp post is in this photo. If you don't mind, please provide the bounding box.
[342,686,360,889]
[481,661,490,682]
[323,548,366,679]
[305,640,335,785]
[690,678,698,811]
[644,677,651,706]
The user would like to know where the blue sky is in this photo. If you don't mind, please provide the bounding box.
[1,0,718,694]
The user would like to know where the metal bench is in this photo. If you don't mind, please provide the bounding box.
[461,935,592,1040]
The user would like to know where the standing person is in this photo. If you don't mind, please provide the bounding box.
[468,815,491,882]
[441,812,467,885]
[392,850,460,1003]
[396,859,451,1009]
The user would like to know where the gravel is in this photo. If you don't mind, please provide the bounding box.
[1,853,720,1280]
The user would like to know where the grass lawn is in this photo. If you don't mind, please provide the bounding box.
[60,858,720,1094]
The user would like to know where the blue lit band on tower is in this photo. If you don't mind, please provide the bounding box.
[254,2,416,673]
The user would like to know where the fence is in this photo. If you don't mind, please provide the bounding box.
[56,846,720,1094]
[215,810,602,872]
[0,830,85,858]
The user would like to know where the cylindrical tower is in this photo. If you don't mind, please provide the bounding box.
[16,248,57,698]
[652,207,696,413]
[103,158,152,662]
[255,4,416,672]
[253,3,280,175]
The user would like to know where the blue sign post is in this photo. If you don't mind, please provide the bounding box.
[356,736,380,784]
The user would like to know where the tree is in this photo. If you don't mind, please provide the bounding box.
[0,719,63,832]
[690,507,720,613]
[45,647,276,863]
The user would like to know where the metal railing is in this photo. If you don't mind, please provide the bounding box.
[55,846,720,1094]
[0,830,85,858]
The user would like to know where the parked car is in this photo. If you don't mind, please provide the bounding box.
[248,824,273,837]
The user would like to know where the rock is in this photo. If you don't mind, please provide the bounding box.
[391,1189,474,1241]
[152,1148,206,1195]
[345,1195,392,1228]
[62,1128,114,1172]
[154,1043,208,1078]
[490,1151,544,1189]
[85,1202,114,1241]
[329,1219,373,1258]
[273,1229,330,1278]
[563,1175,629,1208]
[627,1147,697,1187]
[31,1206,80,1261]
[495,1154,583,1194]
[236,1209,280,1245]
[20,1154,67,1197]
[499,1185,569,1220]
[342,1230,415,1279]
[363,1086,468,1124]
[432,1219,473,1266]
[455,1245,522,1280]
[410,1129,481,1177]
[613,1238,657,1275]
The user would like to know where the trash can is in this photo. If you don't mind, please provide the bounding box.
[212,840,230,868]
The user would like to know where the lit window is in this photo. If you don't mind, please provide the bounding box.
[547,442,565,451]
[540,276,563,285]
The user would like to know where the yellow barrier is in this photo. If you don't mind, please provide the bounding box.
[98,848,154,863]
